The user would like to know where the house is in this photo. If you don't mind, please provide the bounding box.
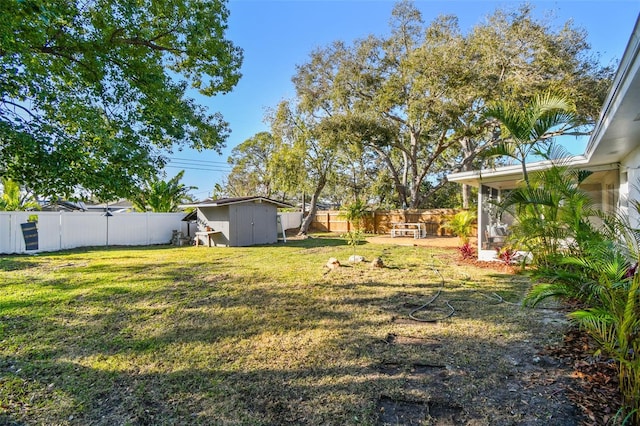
[85,200,135,214]
[39,200,88,212]
[448,15,640,260]
[181,196,292,247]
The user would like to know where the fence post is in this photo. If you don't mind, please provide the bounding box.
[372,211,377,234]
[11,212,17,253]
[327,212,331,232]
[59,211,63,251]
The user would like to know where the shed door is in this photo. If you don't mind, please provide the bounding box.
[233,203,275,246]
[235,205,254,247]
[251,204,272,244]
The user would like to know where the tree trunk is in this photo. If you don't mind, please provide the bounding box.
[298,177,326,236]
[462,183,471,209]
[368,143,409,208]
[459,137,474,210]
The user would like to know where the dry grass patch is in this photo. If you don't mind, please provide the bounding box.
[0,237,581,425]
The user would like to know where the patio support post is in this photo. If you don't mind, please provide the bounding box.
[477,188,484,252]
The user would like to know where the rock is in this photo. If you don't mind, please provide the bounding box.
[326,257,341,269]
[349,255,365,263]
[371,257,384,268]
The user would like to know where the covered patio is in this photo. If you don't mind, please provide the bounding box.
[450,161,621,261]
[448,16,640,260]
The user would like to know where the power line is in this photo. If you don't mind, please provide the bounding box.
[168,163,231,172]
[169,159,231,168]
[165,165,231,172]
[168,157,230,166]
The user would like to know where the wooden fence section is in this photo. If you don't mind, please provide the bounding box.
[308,209,461,236]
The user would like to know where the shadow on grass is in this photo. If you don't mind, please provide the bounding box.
[0,244,581,425]
[0,257,39,271]
[0,350,422,425]
[0,303,577,426]
[281,236,348,249]
[50,244,177,256]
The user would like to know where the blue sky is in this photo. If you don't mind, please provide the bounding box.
[167,0,640,198]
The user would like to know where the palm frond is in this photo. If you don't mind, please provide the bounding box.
[569,308,616,350]
[523,283,574,307]
[481,141,517,161]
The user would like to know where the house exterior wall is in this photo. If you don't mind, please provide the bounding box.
[601,170,619,214]
[621,144,640,228]
[580,169,619,214]
[475,166,621,259]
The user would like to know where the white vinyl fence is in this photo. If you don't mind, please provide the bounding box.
[0,211,187,254]
[278,212,303,231]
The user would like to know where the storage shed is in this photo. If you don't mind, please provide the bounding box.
[182,197,292,247]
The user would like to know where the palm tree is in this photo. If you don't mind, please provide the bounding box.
[523,184,640,421]
[483,92,577,189]
[443,210,476,245]
[501,162,597,267]
[568,248,640,422]
[339,199,369,256]
[133,170,195,212]
[0,178,39,211]
[339,198,368,232]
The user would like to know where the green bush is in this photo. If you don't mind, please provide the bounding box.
[513,165,640,420]
[444,210,476,245]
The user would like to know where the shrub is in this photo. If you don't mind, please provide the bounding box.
[458,243,475,260]
[496,246,517,265]
[445,210,476,245]
[517,168,640,420]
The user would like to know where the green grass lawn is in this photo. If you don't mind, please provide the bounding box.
[0,237,568,425]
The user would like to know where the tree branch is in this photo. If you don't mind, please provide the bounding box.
[1,100,39,119]
[36,46,101,81]
[118,36,183,54]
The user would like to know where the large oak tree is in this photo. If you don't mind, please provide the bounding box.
[0,0,242,200]
[290,1,612,209]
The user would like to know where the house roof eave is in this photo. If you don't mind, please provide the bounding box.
[447,156,592,188]
[584,14,640,161]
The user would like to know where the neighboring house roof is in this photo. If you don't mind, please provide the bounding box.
[40,200,88,211]
[181,196,293,209]
[449,14,640,187]
[39,199,139,212]
[85,200,135,212]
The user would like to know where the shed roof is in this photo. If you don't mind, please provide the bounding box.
[181,196,293,209]
[181,210,197,221]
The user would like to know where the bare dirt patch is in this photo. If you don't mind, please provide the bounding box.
[365,234,620,425]
[366,235,461,249]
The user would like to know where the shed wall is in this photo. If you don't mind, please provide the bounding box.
[197,206,230,246]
